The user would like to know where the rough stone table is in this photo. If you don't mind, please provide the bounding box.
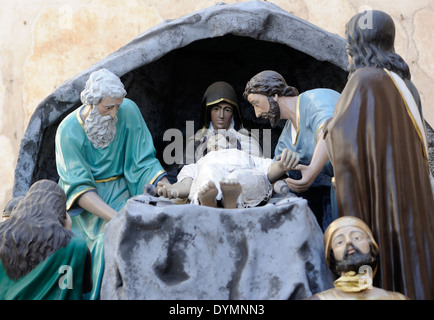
[101,194,334,300]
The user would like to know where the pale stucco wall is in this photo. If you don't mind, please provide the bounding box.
[1,0,433,214]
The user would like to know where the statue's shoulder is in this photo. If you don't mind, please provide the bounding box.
[57,107,86,140]
[306,288,341,300]
[371,288,409,300]
[121,97,136,108]
[119,98,139,113]
[350,67,388,84]
[118,98,143,122]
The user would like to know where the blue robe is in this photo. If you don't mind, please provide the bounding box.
[274,89,339,230]
[55,98,166,299]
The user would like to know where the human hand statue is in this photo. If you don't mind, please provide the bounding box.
[268,148,300,183]
[275,148,300,172]
[284,137,329,193]
[157,177,192,199]
[285,164,315,193]
[157,181,178,198]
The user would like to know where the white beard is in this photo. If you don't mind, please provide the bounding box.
[84,106,118,149]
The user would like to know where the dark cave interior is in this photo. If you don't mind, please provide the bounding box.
[32,34,348,184]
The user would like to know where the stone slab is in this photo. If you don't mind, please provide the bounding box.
[101,194,334,300]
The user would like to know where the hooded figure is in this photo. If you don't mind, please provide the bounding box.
[200,81,243,131]
[307,216,408,300]
[184,81,262,166]
[0,179,92,300]
[323,216,379,277]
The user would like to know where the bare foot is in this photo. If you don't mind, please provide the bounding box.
[220,179,242,209]
[198,181,218,207]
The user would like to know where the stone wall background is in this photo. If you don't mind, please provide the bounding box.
[1,0,433,212]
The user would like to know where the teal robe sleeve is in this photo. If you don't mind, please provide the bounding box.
[120,99,166,195]
[55,109,97,210]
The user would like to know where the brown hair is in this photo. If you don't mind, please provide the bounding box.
[243,70,298,100]
[345,10,410,80]
[0,180,73,280]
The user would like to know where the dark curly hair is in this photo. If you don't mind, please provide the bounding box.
[0,180,73,280]
[345,10,410,80]
[243,70,299,100]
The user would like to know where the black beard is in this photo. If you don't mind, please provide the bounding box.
[334,244,376,274]
[266,97,281,128]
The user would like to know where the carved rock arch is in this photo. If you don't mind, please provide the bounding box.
[13,0,349,196]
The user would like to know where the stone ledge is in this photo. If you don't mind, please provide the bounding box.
[101,194,334,300]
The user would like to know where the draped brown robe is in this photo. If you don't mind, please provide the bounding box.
[325,67,434,300]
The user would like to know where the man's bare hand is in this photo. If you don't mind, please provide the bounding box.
[275,148,300,172]
[285,164,315,193]
[157,181,178,198]
[268,148,301,183]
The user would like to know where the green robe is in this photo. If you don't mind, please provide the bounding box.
[55,98,166,299]
[0,236,88,300]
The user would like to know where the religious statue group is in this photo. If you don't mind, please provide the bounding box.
[1,10,433,300]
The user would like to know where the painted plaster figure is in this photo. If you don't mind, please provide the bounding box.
[307,216,408,300]
[243,71,340,230]
[158,131,298,208]
[55,68,168,299]
[158,81,262,202]
[1,196,23,222]
[185,81,262,165]
[0,180,92,300]
[324,10,434,299]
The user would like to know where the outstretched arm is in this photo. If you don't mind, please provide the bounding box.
[285,137,329,193]
[267,148,300,183]
[77,191,117,221]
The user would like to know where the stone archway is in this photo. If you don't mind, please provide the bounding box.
[12,0,348,197]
